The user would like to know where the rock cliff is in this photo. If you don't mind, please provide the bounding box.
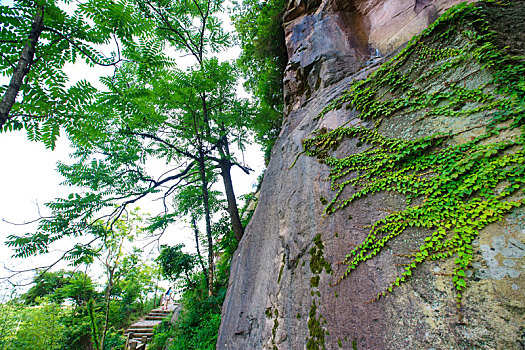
[218,1,525,349]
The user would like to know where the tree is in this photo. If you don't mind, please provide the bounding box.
[114,254,157,308]
[125,0,253,290]
[96,227,126,350]
[22,270,96,306]
[123,55,252,293]
[232,0,288,162]
[92,212,145,350]
[55,271,96,307]
[5,300,66,350]
[12,210,156,350]
[6,0,254,296]
[0,291,22,349]
[0,0,146,148]
[157,244,197,288]
[22,270,69,305]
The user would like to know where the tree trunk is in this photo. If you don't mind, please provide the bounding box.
[218,157,244,242]
[100,268,114,350]
[0,6,44,128]
[216,137,245,242]
[153,283,157,307]
[198,154,214,296]
[87,299,101,350]
[191,215,209,289]
[100,238,123,349]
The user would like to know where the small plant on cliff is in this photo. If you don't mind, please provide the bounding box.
[303,1,524,306]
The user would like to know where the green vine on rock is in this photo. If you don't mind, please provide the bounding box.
[303,1,525,306]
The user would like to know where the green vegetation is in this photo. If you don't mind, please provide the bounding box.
[0,0,146,148]
[1,258,158,349]
[2,0,281,347]
[304,1,524,306]
[271,315,279,348]
[232,0,288,162]
[4,0,274,300]
[277,253,285,283]
[0,300,67,350]
[306,300,326,350]
[305,234,331,348]
[4,0,523,348]
[309,234,332,276]
[148,212,242,350]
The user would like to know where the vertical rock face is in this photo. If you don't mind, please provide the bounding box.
[218,1,525,349]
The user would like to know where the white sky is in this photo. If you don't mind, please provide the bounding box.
[0,0,264,290]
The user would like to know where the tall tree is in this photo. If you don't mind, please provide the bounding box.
[157,243,197,288]
[5,0,254,298]
[0,0,146,148]
[129,0,252,285]
[232,0,288,162]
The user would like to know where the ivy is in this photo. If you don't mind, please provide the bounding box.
[303,1,525,306]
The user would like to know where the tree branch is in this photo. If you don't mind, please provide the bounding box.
[144,0,201,64]
[0,6,44,128]
[43,26,126,67]
[132,131,198,160]
[0,237,100,286]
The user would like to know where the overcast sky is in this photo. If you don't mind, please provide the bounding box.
[0,0,264,289]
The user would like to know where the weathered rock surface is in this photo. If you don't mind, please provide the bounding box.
[218,1,525,349]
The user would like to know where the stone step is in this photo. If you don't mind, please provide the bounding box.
[128,323,160,328]
[151,308,173,312]
[127,327,156,332]
[145,316,166,320]
[125,304,178,349]
[148,314,169,318]
[126,330,154,336]
[127,338,150,350]
[126,328,154,332]
[128,336,153,341]
[128,327,155,330]
[152,308,176,313]
[129,321,162,327]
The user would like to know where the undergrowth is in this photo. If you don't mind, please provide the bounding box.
[148,196,257,349]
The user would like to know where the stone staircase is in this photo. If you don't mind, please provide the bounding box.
[125,304,178,349]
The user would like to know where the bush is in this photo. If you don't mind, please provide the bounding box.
[1,301,66,350]
[148,320,174,350]
[103,331,126,350]
[169,293,224,350]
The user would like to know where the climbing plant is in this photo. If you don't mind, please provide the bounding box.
[303,1,524,306]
